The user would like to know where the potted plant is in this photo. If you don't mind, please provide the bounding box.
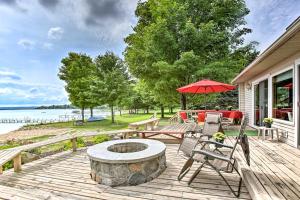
[213,132,226,148]
[227,106,233,111]
[215,106,220,111]
[263,118,273,128]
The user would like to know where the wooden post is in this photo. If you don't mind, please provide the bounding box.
[71,138,77,152]
[0,165,3,174]
[13,153,22,172]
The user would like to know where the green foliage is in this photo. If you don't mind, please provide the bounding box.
[125,0,259,108]
[3,161,13,170]
[213,132,226,141]
[92,52,130,123]
[263,118,273,124]
[58,52,97,120]
[92,134,111,144]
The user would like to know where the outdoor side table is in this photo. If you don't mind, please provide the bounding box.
[257,127,279,141]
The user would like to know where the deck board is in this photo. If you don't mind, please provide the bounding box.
[0,144,249,200]
[1,135,299,200]
[227,136,300,200]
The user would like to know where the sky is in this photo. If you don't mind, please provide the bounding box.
[0,0,299,107]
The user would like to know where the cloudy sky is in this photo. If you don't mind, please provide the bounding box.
[0,0,299,107]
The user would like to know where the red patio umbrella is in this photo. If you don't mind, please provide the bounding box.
[177,79,236,109]
[177,79,235,94]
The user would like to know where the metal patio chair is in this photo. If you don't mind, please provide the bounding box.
[177,112,223,158]
[178,116,249,198]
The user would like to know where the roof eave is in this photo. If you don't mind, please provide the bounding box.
[232,17,300,84]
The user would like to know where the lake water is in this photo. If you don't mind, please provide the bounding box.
[0,109,109,135]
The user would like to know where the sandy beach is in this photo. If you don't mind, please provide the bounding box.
[0,127,70,143]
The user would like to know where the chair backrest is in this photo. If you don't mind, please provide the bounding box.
[228,116,248,160]
[202,112,222,137]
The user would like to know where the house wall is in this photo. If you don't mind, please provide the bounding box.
[240,51,300,147]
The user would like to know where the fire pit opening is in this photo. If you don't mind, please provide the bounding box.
[87,139,166,187]
[107,142,148,153]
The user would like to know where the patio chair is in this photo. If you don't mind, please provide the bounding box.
[177,112,222,158]
[178,116,249,198]
[179,111,194,123]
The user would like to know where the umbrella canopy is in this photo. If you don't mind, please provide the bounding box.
[177,79,236,94]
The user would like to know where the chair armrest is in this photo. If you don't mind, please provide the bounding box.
[199,140,233,149]
[192,149,231,162]
[199,134,212,138]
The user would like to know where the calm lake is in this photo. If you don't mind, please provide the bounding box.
[0,109,109,135]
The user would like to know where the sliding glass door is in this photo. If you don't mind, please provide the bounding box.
[254,79,268,126]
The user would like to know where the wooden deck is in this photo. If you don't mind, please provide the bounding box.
[1,135,300,200]
[228,136,300,200]
[0,144,249,200]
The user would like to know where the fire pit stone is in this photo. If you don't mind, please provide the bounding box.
[87,139,167,186]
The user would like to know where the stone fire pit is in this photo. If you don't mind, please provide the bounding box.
[87,139,167,186]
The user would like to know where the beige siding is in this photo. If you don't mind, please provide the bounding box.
[244,84,253,126]
[238,83,245,113]
[272,121,295,146]
[239,52,300,147]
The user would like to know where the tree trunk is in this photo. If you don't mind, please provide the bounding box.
[160,106,164,118]
[90,108,93,117]
[170,107,173,114]
[146,107,149,114]
[119,109,122,116]
[111,105,115,123]
[180,94,187,110]
[81,107,85,121]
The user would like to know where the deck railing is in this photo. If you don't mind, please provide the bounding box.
[0,129,137,175]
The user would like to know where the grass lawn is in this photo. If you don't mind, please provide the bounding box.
[25,113,174,131]
[23,112,257,136]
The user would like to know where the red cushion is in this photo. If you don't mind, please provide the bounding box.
[197,112,206,122]
[180,112,188,120]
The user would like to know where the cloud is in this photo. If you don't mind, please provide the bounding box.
[48,27,64,40]
[84,0,125,26]
[0,0,17,6]
[29,88,38,93]
[42,42,53,49]
[245,0,300,51]
[0,0,27,12]
[0,88,13,95]
[38,0,59,10]
[17,39,35,49]
[0,71,21,81]
[0,81,68,106]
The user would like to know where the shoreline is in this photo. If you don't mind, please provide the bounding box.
[0,127,70,143]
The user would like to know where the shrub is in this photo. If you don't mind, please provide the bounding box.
[92,134,111,144]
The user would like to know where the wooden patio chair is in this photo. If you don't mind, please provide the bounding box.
[178,116,249,198]
[177,112,223,158]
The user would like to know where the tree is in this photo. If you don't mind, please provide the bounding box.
[124,0,259,109]
[92,52,129,123]
[58,52,96,121]
[134,80,157,114]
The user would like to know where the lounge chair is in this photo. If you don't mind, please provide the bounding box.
[178,116,249,197]
[177,112,223,158]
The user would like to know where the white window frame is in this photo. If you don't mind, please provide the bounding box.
[295,58,300,148]
[270,65,294,126]
[251,74,270,127]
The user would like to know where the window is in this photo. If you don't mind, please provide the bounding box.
[272,69,293,121]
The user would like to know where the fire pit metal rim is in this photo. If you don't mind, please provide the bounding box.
[87,139,166,164]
